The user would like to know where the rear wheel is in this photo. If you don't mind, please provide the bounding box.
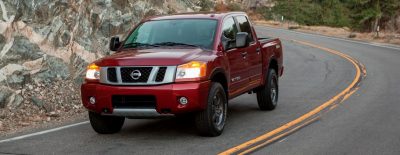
[195,82,227,137]
[89,111,125,134]
[256,69,279,110]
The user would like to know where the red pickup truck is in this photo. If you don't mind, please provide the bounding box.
[81,12,283,136]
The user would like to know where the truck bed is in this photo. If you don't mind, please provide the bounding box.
[258,37,279,43]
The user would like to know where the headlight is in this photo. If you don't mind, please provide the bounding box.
[86,63,100,80]
[176,61,207,81]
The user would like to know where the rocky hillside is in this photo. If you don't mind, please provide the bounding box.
[0,0,198,133]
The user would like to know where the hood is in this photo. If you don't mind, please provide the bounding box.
[95,47,207,66]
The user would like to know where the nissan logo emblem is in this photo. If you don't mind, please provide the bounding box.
[130,70,142,80]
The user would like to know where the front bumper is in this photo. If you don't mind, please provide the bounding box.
[81,81,210,116]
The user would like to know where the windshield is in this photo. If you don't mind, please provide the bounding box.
[123,19,218,50]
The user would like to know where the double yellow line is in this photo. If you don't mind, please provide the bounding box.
[219,40,366,155]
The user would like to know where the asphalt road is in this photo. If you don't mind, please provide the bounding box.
[0,26,399,155]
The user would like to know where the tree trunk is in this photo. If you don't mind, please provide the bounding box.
[373,17,379,33]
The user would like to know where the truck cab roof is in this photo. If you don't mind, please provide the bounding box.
[147,12,247,21]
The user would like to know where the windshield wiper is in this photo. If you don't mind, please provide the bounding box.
[153,42,201,48]
[123,42,159,48]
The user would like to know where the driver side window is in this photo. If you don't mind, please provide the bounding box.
[222,17,238,49]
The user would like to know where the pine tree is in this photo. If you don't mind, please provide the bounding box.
[269,0,400,31]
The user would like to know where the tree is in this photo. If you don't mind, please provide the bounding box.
[345,0,400,31]
[268,0,400,31]
[272,0,324,26]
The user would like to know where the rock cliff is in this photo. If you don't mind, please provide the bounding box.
[0,0,199,134]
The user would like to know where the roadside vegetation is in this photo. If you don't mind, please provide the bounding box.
[264,0,400,32]
[200,0,400,45]
[204,0,400,32]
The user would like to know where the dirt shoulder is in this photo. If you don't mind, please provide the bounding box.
[0,80,87,137]
[0,112,87,139]
[254,20,400,46]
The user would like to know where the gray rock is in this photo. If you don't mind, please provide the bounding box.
[0,88,12,108]
[0,64,26,82]
[31,96,44,108]
[6,72,25,85]
[348,33,357,38]
[46,111,59,117]
[60,31,71,47]
[8,36,43,61]
[13,95,24,108]
[6,94,24,109]
[35,26,52,37]
[0,35,5,50]
[34,56,70,81]
[43,102,53,112]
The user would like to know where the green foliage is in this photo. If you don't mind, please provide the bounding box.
[199,0,214,11]
[227,3,242,11]
[256,7,273,20]
[345,0,400,31]
[272,0,325,26]
[319,0,351,27]
[268,0,400,31]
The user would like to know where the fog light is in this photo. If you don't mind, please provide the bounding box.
[179,97,188,105]
[89,97,96,104]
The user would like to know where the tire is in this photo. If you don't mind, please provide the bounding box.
[195,82,228,137]
[256,68,279,111]
[89,111,125,134]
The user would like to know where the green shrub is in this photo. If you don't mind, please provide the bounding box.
[199,0,214,11]
[227,3,242,11]
[256,7,273,20]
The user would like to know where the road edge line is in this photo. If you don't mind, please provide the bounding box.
[238,115,322,155]
[0,121,89,143]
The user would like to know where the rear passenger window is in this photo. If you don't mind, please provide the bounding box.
[222,17,238,40]
[236,16,254,42]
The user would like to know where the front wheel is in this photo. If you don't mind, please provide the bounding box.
[89,111,125,134]
[195,82,227,137]
[256,69,279,111]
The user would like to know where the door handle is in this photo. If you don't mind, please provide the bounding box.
[241,51,248,56]
[256,48,261,54]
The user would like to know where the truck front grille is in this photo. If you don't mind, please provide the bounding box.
[120,67,152,83]
[100,66,176,85]
[112,95,156,109]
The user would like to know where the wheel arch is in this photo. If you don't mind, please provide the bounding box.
[209,68,228,98]
[269,58,279,73]
[261,57,279,86]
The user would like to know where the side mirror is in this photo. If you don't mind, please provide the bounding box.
[109,36,121,51]
[236,32,249,48]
